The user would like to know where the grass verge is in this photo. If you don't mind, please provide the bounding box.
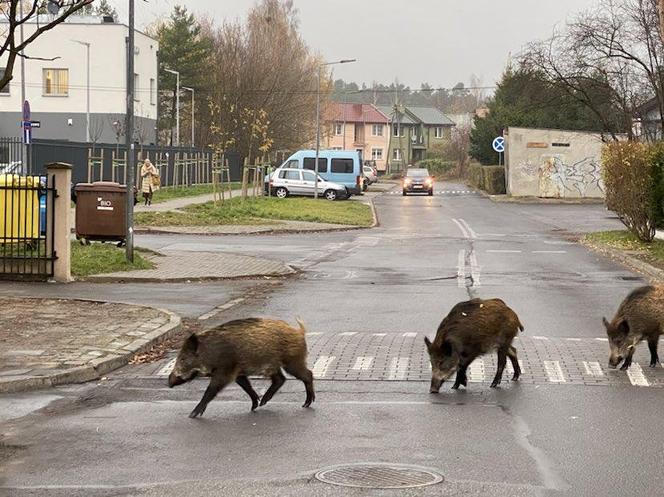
[151,183,242,204]
[135,197,373,227]
[583,230,664,271]
[71,241,155,277]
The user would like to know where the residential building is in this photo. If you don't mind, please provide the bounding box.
[323,103,390,171]
[377,105,455,172]
[0,15,158,144]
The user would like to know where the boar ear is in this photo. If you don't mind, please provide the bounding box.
[183,333,199,353]
[424,336,433,353]
[440,339,453,356]
[602,317,610,330]
[616,318,629,335]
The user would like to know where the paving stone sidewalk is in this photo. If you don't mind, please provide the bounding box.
[137,219,358,235]
[135,186,252,213]
[0,297,181,393]
[88,251,295,282]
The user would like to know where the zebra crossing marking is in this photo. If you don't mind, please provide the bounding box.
[544,361,566,383]
[583,361,604,377]
[388,357,410,380]
[402,332,417,338]
[468,359,486,382]
[626,363,650,387]
[339,332,357,337]
[312,355,335,379]
[352,356,374,371]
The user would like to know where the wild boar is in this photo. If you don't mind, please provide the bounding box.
[168,317,315,418]
[603,285,664,370]
[424,298,524,392]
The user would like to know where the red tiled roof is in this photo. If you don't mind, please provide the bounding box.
[327,103,389,123]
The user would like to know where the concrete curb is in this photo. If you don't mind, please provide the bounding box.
[582,239,664,283]
[0,299,182,394]
[80,268,297,284]
[488,194,605,205]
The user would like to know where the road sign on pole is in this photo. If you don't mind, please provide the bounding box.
[492,136,505,153]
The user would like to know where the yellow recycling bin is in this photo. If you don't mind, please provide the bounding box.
[0,174,41,242]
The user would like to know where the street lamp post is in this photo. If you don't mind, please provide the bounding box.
[73,40,91,142]
[164,68,180,147]
[182,86,195,147]
[314,59,356,199]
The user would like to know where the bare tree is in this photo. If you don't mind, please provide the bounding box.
[0,1,94,89]
[89,115,105,144]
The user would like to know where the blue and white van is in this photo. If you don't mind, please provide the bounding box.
[276,150,364,195]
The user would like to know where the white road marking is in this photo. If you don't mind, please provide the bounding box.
[388,357,410,380]
[505,359,525,375]
[459,218,478,239]
[469,251,481,287]
[307,332,324,336]
[452,218,469,238]
[339,332,357,337]
[402,332,417,338]
[312,355,335,379]
[595,338,609,342]
[457,249,466,287]
[156,358,176,377]
[532,336,549,340]
[532,250,567,254]
[486,249,522,253]
[582,361,604,377]
[566,338,582,342]
[467,359,486,382]
[372,333,387,337]
[544,361,566,383]
[352,356,374,371]
[626,363,650,387]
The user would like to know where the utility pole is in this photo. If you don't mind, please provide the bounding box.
[125,0,135,262]
[73,41,91,142]
[182,86,195,146]
[19,0,27,173]
[165,68,180,146]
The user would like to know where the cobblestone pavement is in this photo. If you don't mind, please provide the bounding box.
[90,251,295,281]
[129,332,664,389]
[0,298,179,391]
[134,187,250,213]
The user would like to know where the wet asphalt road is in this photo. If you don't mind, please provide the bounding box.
[2,182,663,497]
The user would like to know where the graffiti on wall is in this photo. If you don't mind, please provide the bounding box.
[537,155,604,198]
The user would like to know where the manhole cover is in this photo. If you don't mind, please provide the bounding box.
[314,463,444,489]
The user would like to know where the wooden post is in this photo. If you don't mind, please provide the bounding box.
[241,157,249,199]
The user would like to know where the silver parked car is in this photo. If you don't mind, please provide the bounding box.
[363,165,378,185]
[269,168,349,200]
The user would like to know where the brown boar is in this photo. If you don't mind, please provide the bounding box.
[168,317,315,418]
[424,298,524,392]
[603,285,664,370]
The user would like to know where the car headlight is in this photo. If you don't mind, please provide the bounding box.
[404,178,412,185]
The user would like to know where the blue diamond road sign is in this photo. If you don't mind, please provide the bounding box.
[492,136,505,153]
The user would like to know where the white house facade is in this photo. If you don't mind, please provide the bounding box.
[0,15,158,144]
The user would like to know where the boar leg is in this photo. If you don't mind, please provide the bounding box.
[259,371,286,407]
[490,350,507,388]
[647,337,660,368]
[236,375,261,411]
[190,374,232,418]
[284,364,316,407]
[452,365,468,390]
[620,348,635,371]
[507,346,521,380]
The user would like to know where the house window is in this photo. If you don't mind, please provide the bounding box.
[134,73,140,101]
[372,124,384,136]
[371,148,383,160]
[43,68,69,96]
[0,68,8,94]
[334,123,343,135]
[434,126,444,138]
[150,78,156,105]
[393,124,400,137]
[393,148,402,161]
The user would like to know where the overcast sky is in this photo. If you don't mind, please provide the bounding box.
[122,0,599,90]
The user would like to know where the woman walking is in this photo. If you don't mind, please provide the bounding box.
[140,158,160,206]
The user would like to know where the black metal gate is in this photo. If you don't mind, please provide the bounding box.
[0,174,57,280]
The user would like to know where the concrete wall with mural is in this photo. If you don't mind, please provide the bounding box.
[505,127,605,198]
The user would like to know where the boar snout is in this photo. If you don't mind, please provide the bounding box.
[429,377,444,394]
[608,354,623,369]
[168,372,193,388]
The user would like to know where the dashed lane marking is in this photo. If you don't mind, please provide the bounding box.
[352,356,374,371]
[544,361,566,383]
[532,250,567,254]
[312,355,335,379]
[626,363,650,387]
[388,357,410,380]
[583,361,604,377]
[487,249,522,253]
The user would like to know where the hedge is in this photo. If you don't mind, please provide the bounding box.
[415,158,456,177]
[482,166,506,194]
[650,142,664,229]
[469,163,484,189]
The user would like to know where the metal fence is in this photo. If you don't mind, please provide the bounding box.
[0,174,56,280]
[0,137,25,175]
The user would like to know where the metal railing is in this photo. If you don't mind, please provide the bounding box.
[0,174,56,280]
[0,137,24,175]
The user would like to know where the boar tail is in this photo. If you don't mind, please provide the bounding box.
[295,316,307,333]
[518,320,525,332]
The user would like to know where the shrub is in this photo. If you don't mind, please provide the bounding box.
[415,158,456,177]
[482,166,506,194]
[469,163,484,189]
[602,142,656,242]
[650,143,664,229]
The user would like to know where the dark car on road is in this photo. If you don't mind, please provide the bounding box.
[402,167,433,196]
